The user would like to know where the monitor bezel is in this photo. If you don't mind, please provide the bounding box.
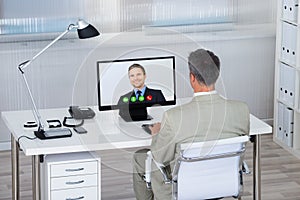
[97,56,176,112]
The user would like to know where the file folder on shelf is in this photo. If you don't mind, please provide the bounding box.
[279,63,295,107]
[281,22,297,66]
[277,102,284,141]
[283,107,294,147]
[282,0,298,23]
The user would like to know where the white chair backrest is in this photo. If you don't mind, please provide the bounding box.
[175,136,248,200]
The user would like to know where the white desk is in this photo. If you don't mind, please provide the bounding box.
[2,106,272,200]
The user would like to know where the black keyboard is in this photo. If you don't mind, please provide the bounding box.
[141,124,153,135]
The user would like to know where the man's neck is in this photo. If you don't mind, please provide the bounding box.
[194,84,215,93]
[135,85,146,91]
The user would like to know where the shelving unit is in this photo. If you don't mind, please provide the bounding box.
[274,0,300,158]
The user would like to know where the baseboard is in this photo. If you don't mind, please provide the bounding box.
[0,141,11,151]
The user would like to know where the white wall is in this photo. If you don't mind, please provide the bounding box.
[237,0,276,24]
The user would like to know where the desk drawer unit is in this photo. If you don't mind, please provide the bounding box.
[41,152,101,200]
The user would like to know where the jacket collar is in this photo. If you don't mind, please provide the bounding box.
[192,92,223,102]
[193,90,217,97]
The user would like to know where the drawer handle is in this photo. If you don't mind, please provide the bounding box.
[66,196,84,200]
[65,180,85,185]
[65,168,84,172]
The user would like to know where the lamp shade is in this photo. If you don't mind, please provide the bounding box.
[77,19,100,39]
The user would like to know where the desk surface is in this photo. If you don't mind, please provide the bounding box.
[2,105,272,156]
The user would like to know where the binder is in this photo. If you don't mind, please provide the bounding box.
[285,64,296,106]
[281,22,289,62]
[279,64,285,101]
[277,102,284,141]
[281,22,297,65]
[279,63,295,106]
[283,107,294,147]
[282,0,298,22]
[288,23,297,65]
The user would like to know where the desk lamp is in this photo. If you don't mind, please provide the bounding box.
[18,19,100,139]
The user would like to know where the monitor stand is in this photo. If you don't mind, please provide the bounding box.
[119,106,152,122]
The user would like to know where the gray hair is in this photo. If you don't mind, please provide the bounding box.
[188,49,220,86]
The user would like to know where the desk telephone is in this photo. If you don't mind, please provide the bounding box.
[68,106,96,119]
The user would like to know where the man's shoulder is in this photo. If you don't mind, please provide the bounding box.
[165,95,249,113]
[164,100,192,115]
[120,91,133,98]
[202,94,249,109]
[146,87,162,93]
[226,99,249,109]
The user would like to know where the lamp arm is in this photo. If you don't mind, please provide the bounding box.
[21,72,44,131]
[17,23,78,132]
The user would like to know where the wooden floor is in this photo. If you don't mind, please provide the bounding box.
[1,134,300,200]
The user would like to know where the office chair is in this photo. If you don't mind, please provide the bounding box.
[144,135,250,200]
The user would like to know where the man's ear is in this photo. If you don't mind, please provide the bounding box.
[189,72,195,88]
[190,72,195,82]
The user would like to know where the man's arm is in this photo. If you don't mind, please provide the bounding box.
[150,112,176,165]
[156,90,166,102]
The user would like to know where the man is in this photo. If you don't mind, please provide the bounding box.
[118,64,166,120]
[132,49,250,200]
[118,63,166,106]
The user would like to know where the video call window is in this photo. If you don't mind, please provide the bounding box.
[97,56,176,111]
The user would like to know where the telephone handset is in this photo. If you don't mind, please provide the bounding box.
[68,106,96,119]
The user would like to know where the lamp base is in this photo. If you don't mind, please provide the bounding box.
[34,128,72,140]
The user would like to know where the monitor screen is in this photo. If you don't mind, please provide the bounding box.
[97,56,176,121]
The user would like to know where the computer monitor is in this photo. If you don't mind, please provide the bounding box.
[97,56,176,121]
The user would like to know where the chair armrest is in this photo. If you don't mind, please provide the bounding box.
[159,166,172,184]
[145,151,172,185]
[144,151,152,189]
